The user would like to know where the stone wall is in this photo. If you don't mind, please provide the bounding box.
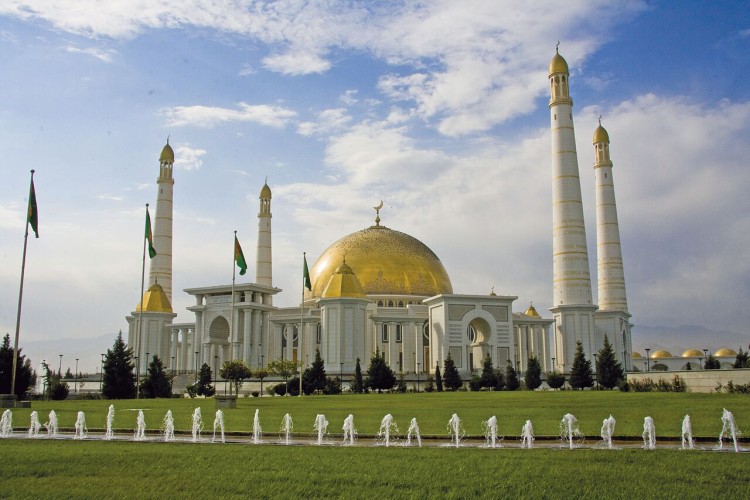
[627,369,750,393]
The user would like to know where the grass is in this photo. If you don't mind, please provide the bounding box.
[1,439,749,499]
[8,391,750,439]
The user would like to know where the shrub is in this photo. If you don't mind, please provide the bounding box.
[324,377,341,395]
[251,391,260,397]
[468,375,482,392]
[273,383,287,396]
[546,372,565,390]
[423,375,435,393]
[50,380,69,400]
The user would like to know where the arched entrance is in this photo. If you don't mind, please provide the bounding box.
[208,315,230,367]
[466,317,492,371]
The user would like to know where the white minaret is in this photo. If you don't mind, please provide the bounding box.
[256,180,272,292]
[148,140,174,303]
[548,47,597,372]
[593,120,632,369]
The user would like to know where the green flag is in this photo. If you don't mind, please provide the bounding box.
[27,176,38,238]
[235,235,247,276]
[145,207,157,259]
[303,253,311,291]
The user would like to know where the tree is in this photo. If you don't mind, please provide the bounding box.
[102,332,136,399]
[704,355,721,370]
[733,348,749,369]
[424,374,435,392]
[596,336,625,389]
[0,333,35,398]
[524,356,542,390]
[435,364,443,392]
[64,367,73,379]
[352,357,364,394]
[302,349,327,394]
[219,360,251,397]
[140,355,172,398]
[505,361,520,391]
[195,363,215,397]
[569,340,594,390]
[254,367,268,397]
[365,349,396,393]
[547,371,566,389]
[443,352,462,391]
[493,368,505,391]
[268,359,299,393]
[479,354,498,389]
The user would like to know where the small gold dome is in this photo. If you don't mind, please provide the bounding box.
[681,349,703,358]
[159,142,174,163]
[593,123,610,144]
[321,260,367,299]
[260,181,272,199]
[715,348,737,358]
[631,352,643,359]
[524,304,540,318]
[308,225,453,299]
[549,49,569,76]
[136,282,173,313]
[650,350,672,359]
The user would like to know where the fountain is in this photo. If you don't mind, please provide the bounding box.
[377,414,398,447]
[74,411,88,440]
[600,415,616,450]
[252,409,262,444]
[134,410,146,441]
[520,420,534,449]
[681,414,694,450]
[560,413,581,449]
[28,411,42,438]
[642,416,656,450]
[281,413,294,445]
[719,408,740,452]
[191,408,203,442]
[0,409,12,438]
[46,410,58,437]
[105,405,115,440]
[447,413,463,448]
[213,410,225,443]
[405,418,422,447]
[482,415,500,448]
[342,414,356,446]
[163,410,175,442]
[313,414,328,445]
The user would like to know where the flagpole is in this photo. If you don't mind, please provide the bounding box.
[136,203,149,399]
[299,252,305,397]
[10,170,35,401]
[230,231,237,372]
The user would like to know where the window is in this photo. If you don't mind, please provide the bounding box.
[381,324,389,343]
[467,325,477,343]
[398,301,404,307]
[422,323,430,345]
[396,324,402,343]
[316,324,322,344]
[377,300,383,307]
[387,300,394,307]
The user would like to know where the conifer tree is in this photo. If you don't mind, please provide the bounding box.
[479,354,498,389]
[524,356,542,390]
[102,331,136,399]
[196,363,215,396]
[0,333,35,398]
[141,354,172,398]
[353,357,364,394]
[596,336,624,389]
[733,347,749,369]
[365,349,396,393]
[303,348,327,394]
[443,352,462,391]
[435,363,443,392]
[569,340,594,390]
[505,360,520,391]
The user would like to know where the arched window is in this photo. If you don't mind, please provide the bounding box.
[422,323,430,346]
[467,325,476,343]
[387,300,394,307]
[377,300,383,307]
[398,301,404,308]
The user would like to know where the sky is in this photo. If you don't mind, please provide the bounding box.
[0,1,749,372]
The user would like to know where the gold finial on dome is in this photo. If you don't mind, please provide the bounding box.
[159,137,174,163]
[549,43,569,76]
[490,287,497,296]
[593,116,610,144]
[373,200,383,227]
[525,302,540,318]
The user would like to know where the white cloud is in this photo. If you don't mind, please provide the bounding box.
[339,90,358,106]
[262,50,331,75]
[63,45,115,62]
[97,194,123,201]
[160,102,296,128]
[297,108,351,136]
[173,143,207,171]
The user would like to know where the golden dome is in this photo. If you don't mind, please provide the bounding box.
[681,349,704,358]
[549,49,569,76]
[650,350,672,359]
[715,348,737,357]
[159,141,174,163]
[321,260,366,299]
[260,181,272,199]
[631,352,643,359]
[593,123,610,144]
[308,225,453,300]
[135,282,173,313]
[525,304,540,317]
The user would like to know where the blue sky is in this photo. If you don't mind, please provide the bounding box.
[0,1,749,371]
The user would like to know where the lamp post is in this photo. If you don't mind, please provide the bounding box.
[74,358,79,394]
[134,356,139,398]
[703,349,709,369]
[551,357,556,372]
[195,351,199,382]
[58,354,63,377]
[623,350,627,371]
[593,353,598,390]
[99,353,105,394]
[645,348,651,372]
[145,352,150,369]
[214,355,218,387]
[340,362,344,391]
[416,362,421,392]
[261,354,265,368]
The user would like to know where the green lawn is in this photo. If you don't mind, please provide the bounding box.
[1,439,748,499]
[7,391,750,439]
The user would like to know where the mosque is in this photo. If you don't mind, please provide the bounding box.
[125,49,635,381]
